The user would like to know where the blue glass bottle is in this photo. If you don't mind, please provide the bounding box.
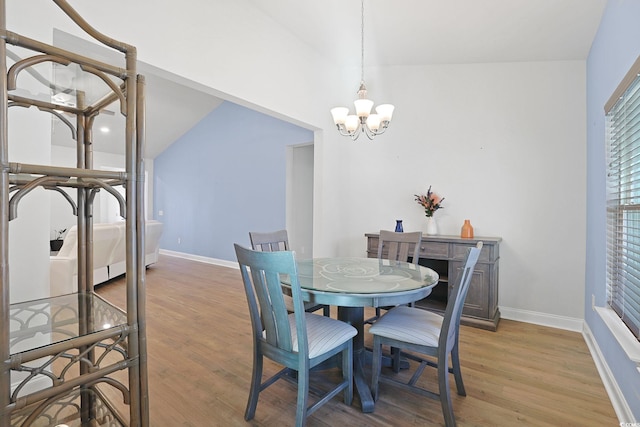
[395,220,403,233]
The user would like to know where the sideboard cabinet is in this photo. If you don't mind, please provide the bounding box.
[366,233,501,331]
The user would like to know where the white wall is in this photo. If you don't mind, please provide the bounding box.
[317,61,587,324]
[287,143,314,259]
[4,2,54,302]
[8,107,51,303]
[7,2,587,326]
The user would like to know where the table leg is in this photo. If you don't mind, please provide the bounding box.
[337,306,375,413]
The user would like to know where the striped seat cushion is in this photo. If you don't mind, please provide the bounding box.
[287,313,357,358]
[369,305,443,347]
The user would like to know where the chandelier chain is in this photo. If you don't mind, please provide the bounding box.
[360,0,365,84]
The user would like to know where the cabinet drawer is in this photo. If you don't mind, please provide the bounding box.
[367,236,380,253]
[418,241,449,259]
[451,242,495,263]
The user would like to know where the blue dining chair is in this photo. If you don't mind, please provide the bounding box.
[369,242,483,427]
[234,244,357,426]
[365,229,423,324]
[249,230,330,317]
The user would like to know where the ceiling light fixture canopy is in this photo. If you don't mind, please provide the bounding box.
[330,0,394,141]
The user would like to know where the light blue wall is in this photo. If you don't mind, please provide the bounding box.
[153,101,313,261]
[586,0,640,418]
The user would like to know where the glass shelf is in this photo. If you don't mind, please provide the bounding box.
[10,293,127,356]
[10,386,126,427]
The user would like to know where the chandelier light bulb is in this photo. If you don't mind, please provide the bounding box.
[354,97,374,118]
[330,107,349,125]
[366,113,381,131]
[345,115,359,132]
[375,104,395,122]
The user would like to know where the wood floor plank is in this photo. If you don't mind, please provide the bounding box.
[95,254,618,426]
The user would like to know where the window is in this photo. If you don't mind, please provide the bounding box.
[606,57,640,341]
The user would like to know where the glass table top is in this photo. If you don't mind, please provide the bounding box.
[293,257,439,294]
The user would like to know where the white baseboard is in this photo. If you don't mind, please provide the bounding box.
[583,322,633,423]
[499,306,584,332]
[159,249,238,269]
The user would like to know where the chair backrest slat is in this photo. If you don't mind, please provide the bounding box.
[440,242,482,352]
[234,244,308,355]
[249,230,289,252]
[377,230,422,265]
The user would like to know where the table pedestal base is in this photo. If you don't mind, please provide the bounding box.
[338,306,376,412]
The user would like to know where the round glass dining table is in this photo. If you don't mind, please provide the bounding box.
[286,257,439,412]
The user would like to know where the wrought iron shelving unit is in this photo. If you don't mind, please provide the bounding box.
[1,1,148,425]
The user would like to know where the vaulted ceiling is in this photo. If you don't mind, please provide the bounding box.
[246,0,606,65]
[54,1,607,159]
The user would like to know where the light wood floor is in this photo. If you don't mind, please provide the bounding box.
[96,254,618,426]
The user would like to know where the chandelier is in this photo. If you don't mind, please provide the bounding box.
[330,0,394,141]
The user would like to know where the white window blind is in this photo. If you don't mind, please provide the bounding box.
[606,68,640,341]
